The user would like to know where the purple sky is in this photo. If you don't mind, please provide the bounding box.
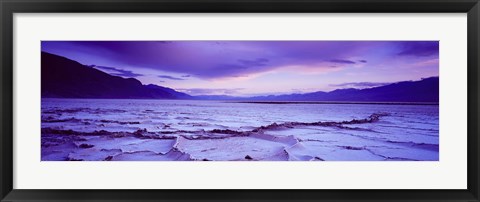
[41,41,439,96]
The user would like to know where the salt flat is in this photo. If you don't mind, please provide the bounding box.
[41,99,439,161]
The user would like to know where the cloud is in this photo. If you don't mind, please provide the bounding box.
[42,41,381,79]
[92,65,143,77]
[157,75,185,80]
[176,88,244,95]
[331,82,391,88]
[41,41,438,80]
[238,58,269,67]
[412,58,439,67]
[397,41,439,57]
[181,75,191,78]
[328,59,356,64]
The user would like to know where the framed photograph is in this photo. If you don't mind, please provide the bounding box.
[1,0,479,201]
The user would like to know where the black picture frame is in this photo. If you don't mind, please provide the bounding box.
[1,0,479,201]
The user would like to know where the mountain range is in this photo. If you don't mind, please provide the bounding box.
[242,76,438,102]
[41,52,439,102]
[42,52,191,99]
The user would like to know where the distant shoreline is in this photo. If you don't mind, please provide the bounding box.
[228,101,439,105]
[42,97,439,105]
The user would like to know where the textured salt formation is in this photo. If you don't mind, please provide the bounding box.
[41,99,439,161]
